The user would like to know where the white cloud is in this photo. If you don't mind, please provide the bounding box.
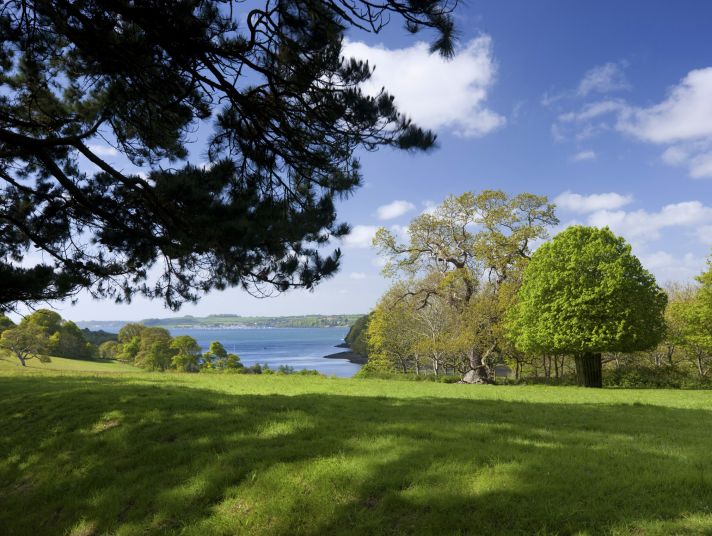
[638,251,706,283]
[376,200,415,220]
[341,225,379,248]
[571,150,596,162]
[349,272,367,280]
[617,68,712,143]
[542,62,629,106]
[389,224,409,241]
[577,62,630,96]
[554,67,712,178]
[585,201,712,242]
[87,144,119,157]
[343,36,505,137]
[555,191,633,213]
[558,99,626,123]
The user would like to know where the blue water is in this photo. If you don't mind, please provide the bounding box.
[167,327,361,377]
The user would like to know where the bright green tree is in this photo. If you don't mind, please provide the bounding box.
[116,323,147,362]
[134,328,173,371]
[0,323,50,366]
[98,340,120,360]
[224,353,244,370]
[170,336,202,372]
[203,341,229,369]
[669,258,712,377]
[366,287,419,374]
[507,226,667,387]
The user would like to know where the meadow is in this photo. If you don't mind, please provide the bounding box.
[1,358,712,535]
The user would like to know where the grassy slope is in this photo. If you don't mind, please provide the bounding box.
[0,354,138,373]
[1,367,712,535]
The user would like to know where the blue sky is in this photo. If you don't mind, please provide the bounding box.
[41,1,712,321]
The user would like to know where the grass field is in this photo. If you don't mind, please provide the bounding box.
[1,363,712,535]
[0,354,139,373]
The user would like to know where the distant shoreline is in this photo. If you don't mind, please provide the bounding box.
[77,315,363,332]
[322,350,367,365]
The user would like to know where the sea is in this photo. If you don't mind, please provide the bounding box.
[165,327,360,377]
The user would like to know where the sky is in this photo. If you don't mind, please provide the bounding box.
[30,0,712,321]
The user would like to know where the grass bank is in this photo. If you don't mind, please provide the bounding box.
[1,364,711,535]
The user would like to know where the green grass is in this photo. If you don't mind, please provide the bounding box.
[1,366,712,535]
[0,354,138,373]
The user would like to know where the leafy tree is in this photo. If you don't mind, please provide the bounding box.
[507,226,667,388]
[0,323,49,366]
[115,323,146,362]
[224,353,243,370]
[21,309,63,335]
[0,0,457,311]
[98,340,119,360]
[16,309,94,359]
[374,190,557,382]
[48,321,95,359]
[134,327,173,371]
[668,258,712,377]
[366,287,419,374]
[344,314,371,357]
[170,335,202,372]
[203,340,229,369]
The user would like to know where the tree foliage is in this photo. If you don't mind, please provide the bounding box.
[170,335,202,372]
[372,190,558,382]
[0,321,49,366]
[0,0,459,311]
[506,226,667,387]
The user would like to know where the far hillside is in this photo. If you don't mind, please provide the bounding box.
[77,314,364,331]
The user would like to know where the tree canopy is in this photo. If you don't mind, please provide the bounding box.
[372,190,558,382]
[507,226,667,387]
[0,0,458,311]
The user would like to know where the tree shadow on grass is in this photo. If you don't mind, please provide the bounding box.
[0,376,711,535]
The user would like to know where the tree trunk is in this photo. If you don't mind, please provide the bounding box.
[696,353,705,377]
[553,355,559,379]
[575,352,602,388]
[460,351,491,384]
[16,354,26,367]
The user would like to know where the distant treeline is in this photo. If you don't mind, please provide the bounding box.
[80,314,364,331]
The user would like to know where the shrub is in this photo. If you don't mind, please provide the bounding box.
[604,366,712,389]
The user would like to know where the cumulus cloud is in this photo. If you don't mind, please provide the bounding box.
[343,36,505,137]
[577,62,630,96]
[341,225,379,248]
[376,200,415,220]
[584,201,712,242]
[617,68,712,143]
[555,191,633,213]
[638,251,707,283]
[553,67,712,178]
[571,150,596,162]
